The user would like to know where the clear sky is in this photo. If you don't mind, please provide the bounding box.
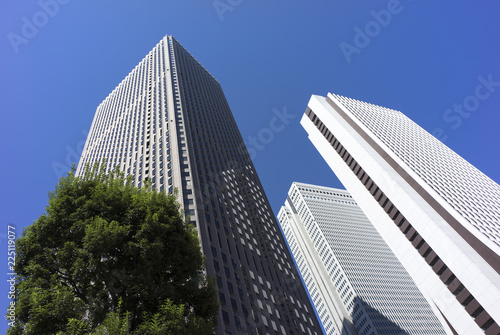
[1,1,499,333]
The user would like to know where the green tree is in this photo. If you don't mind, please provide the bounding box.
[8,165,218,334]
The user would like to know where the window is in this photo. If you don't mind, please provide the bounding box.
[219,291,226,304]
[222,310,229,324]
[231,298,238,311]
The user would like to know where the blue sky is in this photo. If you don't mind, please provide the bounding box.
[1,1,499,333]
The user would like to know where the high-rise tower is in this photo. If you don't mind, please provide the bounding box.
[301,93,500,335]
[76,36,322,335]
[278,182,451,335]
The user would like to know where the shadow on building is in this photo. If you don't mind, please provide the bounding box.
[344,296,408,335]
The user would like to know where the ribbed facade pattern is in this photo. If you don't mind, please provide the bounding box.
[78,39,169,189]
[302,93,500,334]
[77,36,321,335]
[278,183,447,335]
[331,94,500,247]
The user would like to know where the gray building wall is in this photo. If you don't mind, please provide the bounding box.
[76,35,322,335]
[301,93,500,334]
[278,182,450,335]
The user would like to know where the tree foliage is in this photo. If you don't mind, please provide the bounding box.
[8,165,218,334]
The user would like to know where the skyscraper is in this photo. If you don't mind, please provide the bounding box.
[301,93,500,335]
[278,182,451,335]
[76,35,322,335]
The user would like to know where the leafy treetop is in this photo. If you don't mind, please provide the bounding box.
[8,164,218,335]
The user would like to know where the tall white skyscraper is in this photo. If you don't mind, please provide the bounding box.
[301,93,500,335]
[278,182,451,335]
[76,35,322,335]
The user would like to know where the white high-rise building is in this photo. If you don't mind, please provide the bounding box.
[76,35,323,335]
[301,93,500,335]
[278,182,451,335]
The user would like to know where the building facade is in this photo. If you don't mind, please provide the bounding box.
[301,93,500,334]
[76,35,322,335]
[278,182,451,335]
